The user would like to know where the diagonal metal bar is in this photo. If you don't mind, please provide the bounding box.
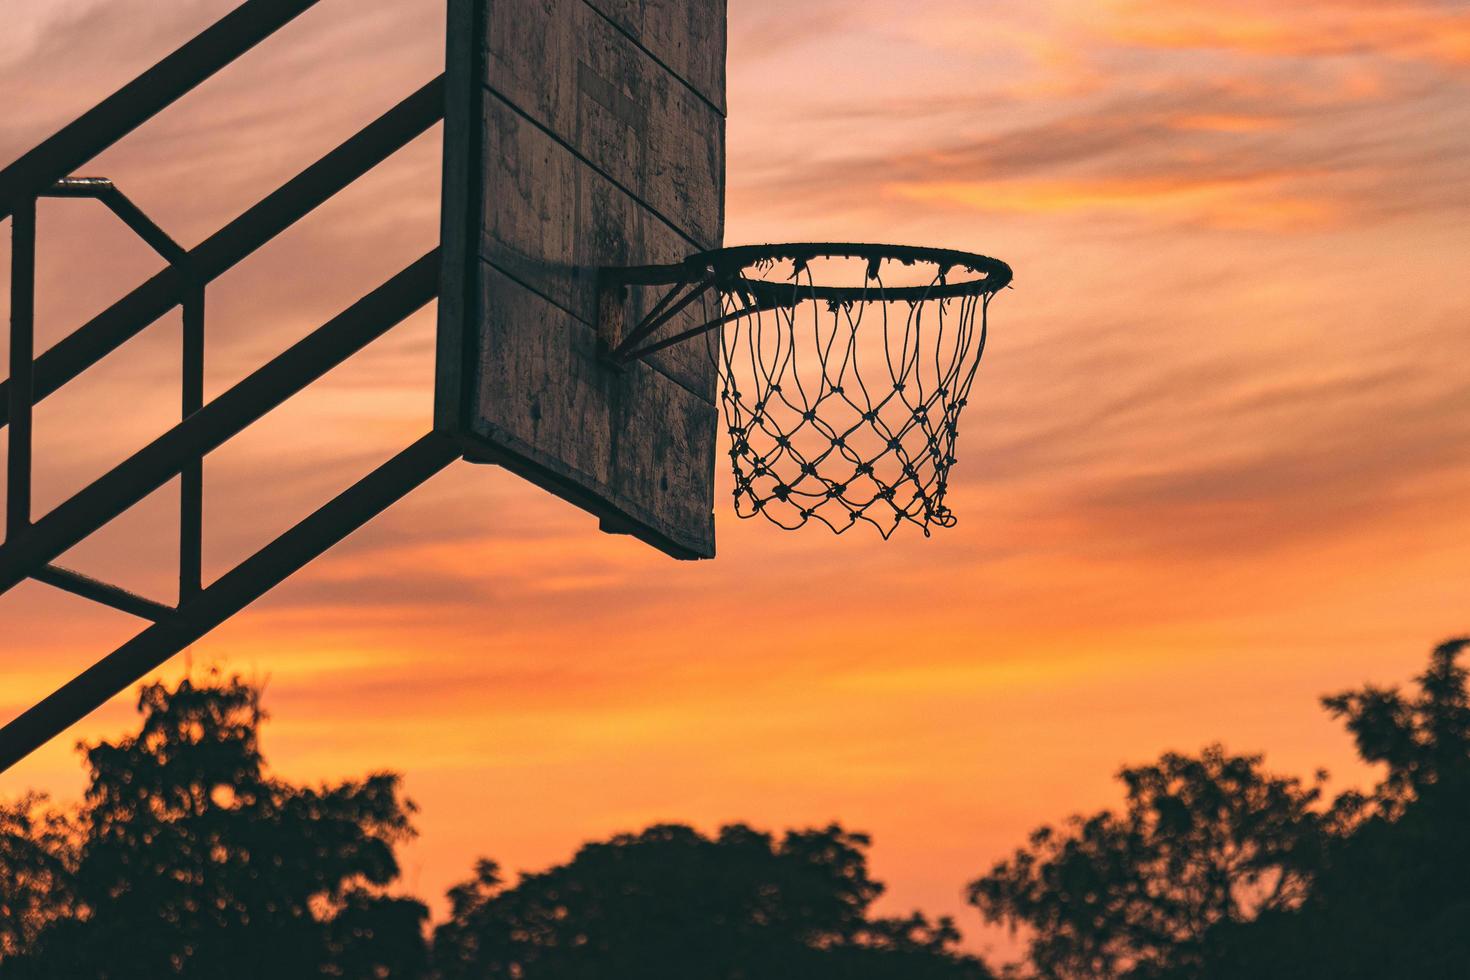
[32,565,175,623]
[0,431,461,774]
[618,294,779,363]
[99,186,189,265]
[610,273,717,361]
[0,249,440,596]
[0,0,326,222]
[0,76,445,430]
[45,179,189,264]
[618,278,697,348]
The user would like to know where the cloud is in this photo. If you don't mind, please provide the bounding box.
[728,0,856,63]
[889,173,1343,232]
[1104,0,1470,67]
[732,64,1469,234]
[729,0,1470,239]
[1169,114,1287,134]
[1004,340,1470,562]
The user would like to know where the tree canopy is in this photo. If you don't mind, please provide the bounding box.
[969,637,1470,980]
[431,823,993,980]
[0,673,426,979]
[968,746,1329,979]
[3,638,1469,978]
[1183,637,1470,980]
[0,673,986,979]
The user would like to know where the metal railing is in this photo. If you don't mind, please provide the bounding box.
[0,0,461,771]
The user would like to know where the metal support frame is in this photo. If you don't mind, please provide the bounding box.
[0,251,442,596]
[599,272,780,365]
[598,242,1014,365]
[0,0,458,773]
[596,260,730,365]
[0,432,459,772]
[43,178,188,263]
[0,76,445,429]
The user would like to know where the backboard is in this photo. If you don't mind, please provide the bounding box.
[436,0,727,559]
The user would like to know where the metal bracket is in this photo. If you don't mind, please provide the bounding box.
[597,260,723,365]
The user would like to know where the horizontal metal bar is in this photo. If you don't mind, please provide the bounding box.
[0,0,325,222]
[0,431,461,774]
[42,177,114,198]
[0,249,441,596]
[32,565,175,622]
[0,75,446,430]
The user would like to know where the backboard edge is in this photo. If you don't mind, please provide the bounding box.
[460,430,715,561]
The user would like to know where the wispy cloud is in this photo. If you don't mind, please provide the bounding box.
[1105,0,1470,67]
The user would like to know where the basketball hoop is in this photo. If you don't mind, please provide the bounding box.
[601,243,1012,538]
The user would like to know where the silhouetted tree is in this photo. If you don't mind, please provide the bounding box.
[431,823,993,980]
[1178,638,1470,979]
[969,638,1470,980]
[0,673,426,979]
[967,746,1330,979]
[1325,637,1470,811]
[0,795,76,962]
[11,639,1465,979]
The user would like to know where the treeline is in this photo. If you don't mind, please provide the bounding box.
[1,639,1466,979]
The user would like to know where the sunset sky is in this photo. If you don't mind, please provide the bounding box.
[2,0,1468,960]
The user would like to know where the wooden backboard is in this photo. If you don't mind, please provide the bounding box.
[437,0,726,559]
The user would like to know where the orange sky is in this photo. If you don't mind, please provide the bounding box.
[2,0,1468,961]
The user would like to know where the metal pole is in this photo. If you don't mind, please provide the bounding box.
[180,284,205,600]
[7,200,36,539]
[0,432,461,774]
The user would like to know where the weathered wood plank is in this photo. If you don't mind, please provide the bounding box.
[605,357,717,552]
[582,0,726,112]
[479,95,717,400]
[484,0,724,249]
[474,264,716,557]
